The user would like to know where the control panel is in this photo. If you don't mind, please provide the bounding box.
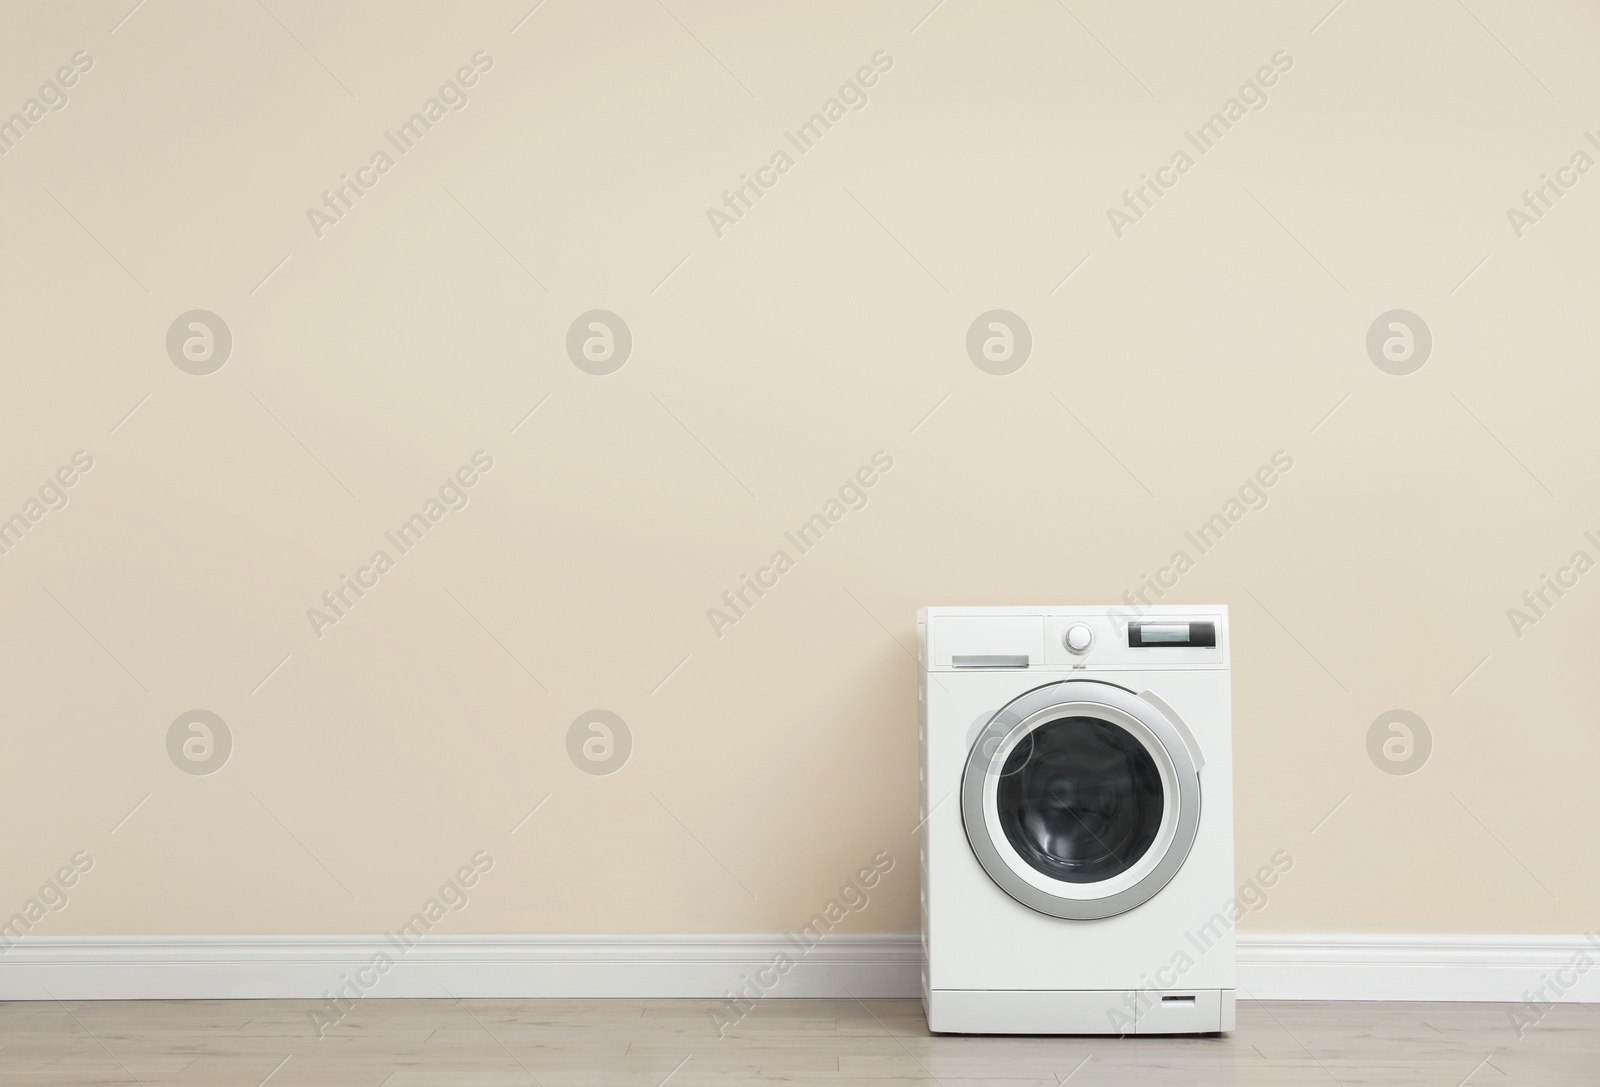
[920,608,1227,670]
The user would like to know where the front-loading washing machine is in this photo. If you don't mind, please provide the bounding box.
[918,605,1234,1034]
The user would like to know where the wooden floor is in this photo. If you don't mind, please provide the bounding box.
[1,997,1595,1085]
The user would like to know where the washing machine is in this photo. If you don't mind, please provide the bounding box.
[918,605,1235,1034]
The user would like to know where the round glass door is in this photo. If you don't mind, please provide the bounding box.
[997,715,1165,884]
[962,681,1202,919]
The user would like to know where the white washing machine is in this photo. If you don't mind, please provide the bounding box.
[918,605,1235,1035]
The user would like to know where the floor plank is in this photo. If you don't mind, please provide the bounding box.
[1,998,1594,1085]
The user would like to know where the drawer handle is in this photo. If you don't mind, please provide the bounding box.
[951,654,1030,669]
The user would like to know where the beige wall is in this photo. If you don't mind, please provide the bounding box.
[1,0,1595,940]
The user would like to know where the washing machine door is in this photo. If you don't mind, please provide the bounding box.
[961,680,1203,920]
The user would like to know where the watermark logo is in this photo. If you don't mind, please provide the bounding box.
[1505,136,1599,239]
[1507,532,1600,639]
[310,850,495,1036]
[0,50,92,157]
[566,310,632,375]
[567,710,631,775]
[1108,449,1293,623]
[705,51,893,238]
[710,850,895,1037]
[1367,710,1430,775]
[1108,849,1293,1032]
[1366,310,1430,375]
[306,452,494,639]
[0,450,93,559]
[0,851,94,953]
[1507,933,1600,1037]
[167,710,232,775]
[1105,50,1293,237]
[167,310,232,375]
[306,51,493,239]
[707,451,893,638]
[966,311,1031,375]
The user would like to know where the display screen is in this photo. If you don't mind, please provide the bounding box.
[1142,624,1190,643]
[1129,621,1216,648]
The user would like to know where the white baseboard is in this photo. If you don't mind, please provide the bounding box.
[0,935,920,1002]
[1,934,1596,1003]
[1238,935,1600,1003]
